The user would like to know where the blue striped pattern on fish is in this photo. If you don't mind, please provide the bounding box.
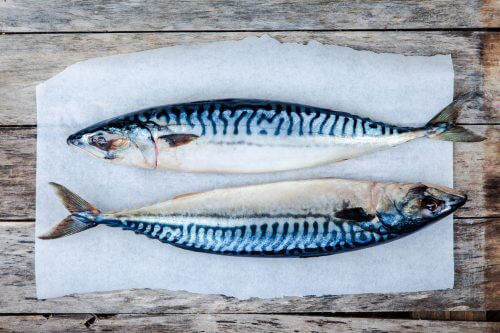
[101,214,397,257]
[128,99,408,139]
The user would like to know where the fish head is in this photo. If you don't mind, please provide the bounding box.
[376,183,466,233]
[67,119,157,169]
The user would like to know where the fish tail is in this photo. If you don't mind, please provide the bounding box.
[38,182,100,240]
[425,93,485,142]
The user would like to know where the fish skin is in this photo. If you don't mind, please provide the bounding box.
[39,179,467,257]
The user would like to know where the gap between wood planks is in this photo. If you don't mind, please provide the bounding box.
[0,311,494,321]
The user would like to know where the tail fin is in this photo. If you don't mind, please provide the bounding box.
[38,183,100,240]
[426,93,485,142]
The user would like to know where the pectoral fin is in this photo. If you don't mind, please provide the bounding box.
[334,207,375,222]
[159,134,199,147]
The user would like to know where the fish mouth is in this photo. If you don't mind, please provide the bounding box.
[67,133,83,147]
[422,183,468,210]
[448,192,467,210]
[66,133,107,159]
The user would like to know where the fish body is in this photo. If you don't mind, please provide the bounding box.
[40,179,466,257]
[67,95,484,173]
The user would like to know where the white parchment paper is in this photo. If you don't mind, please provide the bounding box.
[36,35,454,299]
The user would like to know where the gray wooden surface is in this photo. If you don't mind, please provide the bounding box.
[0,0,498,31]
[0,314,498,333]
[0,1,498,331]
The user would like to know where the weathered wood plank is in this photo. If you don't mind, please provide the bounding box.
[0,128,36,220]
[0,314,498,333]
[0,218,496,313]
[1,125,496,220]
[480,32,500,312]
[1,0,498,32]
[1,31,498,126]
[482,32,500,121]
[485,210,500,310]
[453,125,499,218]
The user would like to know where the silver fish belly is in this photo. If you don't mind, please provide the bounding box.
[39,179,467,257]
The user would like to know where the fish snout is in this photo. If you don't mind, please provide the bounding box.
[448,192,467,209]
[67,133,83,146]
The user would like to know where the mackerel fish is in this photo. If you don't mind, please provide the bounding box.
[66,94,484,173]
[39,179,466,257]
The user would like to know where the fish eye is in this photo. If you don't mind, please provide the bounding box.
[421,197,440,212]
[89,134,108,150]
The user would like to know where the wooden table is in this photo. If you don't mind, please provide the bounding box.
[0,1,498,331]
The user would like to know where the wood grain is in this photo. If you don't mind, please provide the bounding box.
[481,0,500,27]
[0,1,497,32]
[0,314,498,333]
[1,31,499,126]
[0,125,496,220]
[0,218,497,313]
[0,128,36,220]
[482,33,500,312]
[482,33,500,122]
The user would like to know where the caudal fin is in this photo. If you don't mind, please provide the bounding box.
[426,93,485,142]
[38,183,100,240]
